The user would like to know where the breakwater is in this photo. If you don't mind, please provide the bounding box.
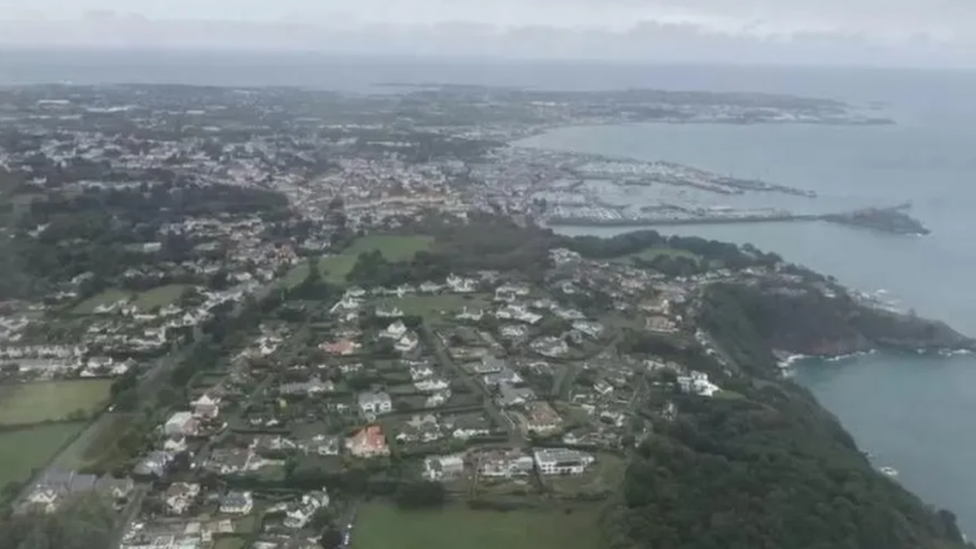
[545,204,929,236]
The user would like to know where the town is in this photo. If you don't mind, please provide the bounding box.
[0,83,952,549]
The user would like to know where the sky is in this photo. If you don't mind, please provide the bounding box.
[0,0,974,67]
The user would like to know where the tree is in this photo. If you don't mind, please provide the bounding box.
[309,506,335,532]
[319,526,344,549]
[394,481,446,508]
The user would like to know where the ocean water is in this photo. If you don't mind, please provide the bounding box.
[2,51,974,531]
[521,109,976,531]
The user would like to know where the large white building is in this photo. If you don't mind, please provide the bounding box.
[677,371,720,397]
[164,412,196,437]
[533,448,595,476]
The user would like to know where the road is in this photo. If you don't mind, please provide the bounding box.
[422,321,520,444]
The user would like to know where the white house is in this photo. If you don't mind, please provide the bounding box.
[395,332,420,353]
[533,448,595,476]
[677,371,720,397]
[192,394,220,419]
[456,307,484,322]
[381,320,408,340]
[358,391,393,416]
[164,412,196,437]
[423,454,466,481]
[376,304,404,318]
[220,491,254,515]
[284,491,330,529]
[445,274,476,293]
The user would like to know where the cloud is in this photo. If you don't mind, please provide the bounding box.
[0,0,973,67]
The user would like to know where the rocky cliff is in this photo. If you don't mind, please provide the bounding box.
[701,281,975,359]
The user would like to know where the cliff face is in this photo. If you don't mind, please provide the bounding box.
[611,279,972,549]
[702,282,975,358]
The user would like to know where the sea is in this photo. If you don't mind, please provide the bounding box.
[3,50,976,531]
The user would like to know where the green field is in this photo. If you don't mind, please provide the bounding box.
[0,380,113,426]
[72,288,132,314]
[0,422,86,489]
[351,502,604,549]
[132,284,189,311]
[212,538,246,549]
[285,234,435,287]
[53,412,133,469]
[392,294,488,317]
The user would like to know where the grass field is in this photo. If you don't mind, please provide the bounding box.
[0,422,86,489]
[392,294,488,318]
[0,380,113,426]
[212,538,246,549]
[285,234,435,287]
[72,288,132,314]
[132,284,189,311]
[53,412,133,469]
[351,502,603,549]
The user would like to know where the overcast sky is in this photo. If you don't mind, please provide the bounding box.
[1,0,974,67]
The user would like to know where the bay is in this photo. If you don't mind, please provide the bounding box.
[520,114,976,532]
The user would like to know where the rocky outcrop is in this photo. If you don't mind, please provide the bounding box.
[701,282,976,360]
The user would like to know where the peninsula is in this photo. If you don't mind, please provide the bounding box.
[0,83,965,549]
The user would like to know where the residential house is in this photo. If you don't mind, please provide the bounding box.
[330,294,362,314]
[446,274,477,293]
[484,368,522,387]
[523,402,563,434]
[346,287,367,299]
[307,435,341,456]
[96,476,134,502]
[409,363,435,381]
[205,448,258,475]
[533,448,595,475]
[414,376,450,393]
[475,355,506,374]
[500,324,529,340]
[375,304,404,318]
[496,382,536,408]
[321,339,360,356]
[396,414,443,443]
[346,425,390,458]
[133,451,174,478]
[395,332,420,354]
[164,411,197,437]
[425,390,451,408]
[456,306,484,322]
[165,482,201,515]
[284,491,330,529]
[219,491,254,515]
[531,336,570,358]
[423,454,466,481]
[24,470,96,513]
[357,391,393,416]
[476,449,534,478]
[419,281,443,294]
[381,320,408,340]
[677,371,719,397]
[192,394,221,419]
[495,304,542,325]
[572,320,605,339]
[279,376,335,396]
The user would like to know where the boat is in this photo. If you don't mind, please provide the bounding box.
[879,466,899,477]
